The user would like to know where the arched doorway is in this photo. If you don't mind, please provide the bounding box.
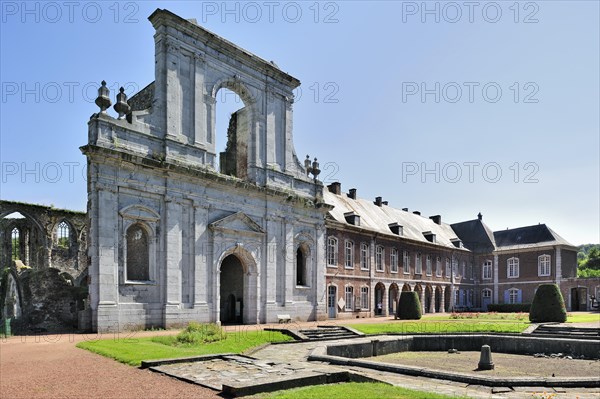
[444,286,452,312]
[388,283,399,315]
[219,254,244,324]
[435,286,442,312]
[374,282,385,315]
[327,285,337,318]
[401,283,411,292]
[424,285,433,313]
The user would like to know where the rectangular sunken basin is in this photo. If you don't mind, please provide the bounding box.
[308,334,600,388]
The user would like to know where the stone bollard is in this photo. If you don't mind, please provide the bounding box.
[478,344,494,370]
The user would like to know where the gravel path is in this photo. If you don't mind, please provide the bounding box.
[0,333,220,399]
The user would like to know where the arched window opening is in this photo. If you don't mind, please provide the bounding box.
[216,88,245,176]
[11,227,20,260]
[57,221,70,248]
[126,224,149,281]
[296,246,307,286]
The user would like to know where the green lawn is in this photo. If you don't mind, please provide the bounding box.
[76,329,292,366]
[250,382,467,399]
[566,312,600,323]
[348,320,529,335]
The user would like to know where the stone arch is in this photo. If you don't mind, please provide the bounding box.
[0,268,23,321]
[414,283,424,314]
[210,79,259,178]
[0,210,47,269]
[444,286,452,312]
[401,283,412,292]
[294,231,314,287]
[216,244,259,324]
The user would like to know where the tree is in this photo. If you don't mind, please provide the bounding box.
[529,284,567,323]
[396,291,422,320]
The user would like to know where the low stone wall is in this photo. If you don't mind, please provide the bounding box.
[326,334,600,360]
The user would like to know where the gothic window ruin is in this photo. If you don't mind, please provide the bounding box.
[126,223,150,281]
[296,247,307,286]
[57,221,70,248]
[11,227,19,260]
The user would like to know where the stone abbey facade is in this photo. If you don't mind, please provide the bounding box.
[1,9,598,333]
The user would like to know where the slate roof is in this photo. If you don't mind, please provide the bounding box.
[324,188,467,250]
[492,224,576,251]
[450,219,496,254]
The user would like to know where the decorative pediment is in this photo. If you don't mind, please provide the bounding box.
[119,205,160,222]
[209,212,265,236]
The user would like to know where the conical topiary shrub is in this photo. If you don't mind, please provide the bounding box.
[529,284,567,323]
[396,291,422,320]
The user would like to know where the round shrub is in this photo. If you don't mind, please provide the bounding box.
[529,284,567,323]
[396,291,422,320]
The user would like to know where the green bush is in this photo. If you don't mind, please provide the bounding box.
[396,291,422,320]
[487,303,531,313]
[174,322,226,346]
[529,284,567,323]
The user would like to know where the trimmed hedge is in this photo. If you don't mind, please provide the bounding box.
[396,291,422,320]
[529,284,567,323]
[487,303,531,313]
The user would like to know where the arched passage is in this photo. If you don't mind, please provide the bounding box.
[424,284,433,313]
[444,286,452,312]
[219,254,244,324]
[388,283,399,315]
[374,282,385,316]
[401,283,411,292]
[414,284,424,313]
[435,286,443,312]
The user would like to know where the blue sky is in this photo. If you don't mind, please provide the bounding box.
[1,1,598,245]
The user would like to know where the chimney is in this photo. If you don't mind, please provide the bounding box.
[413,211,421,216]
[429,215,441,225]
[348,188,357,200]
[374,197,383,207]
[477,212,483,221]
[402,208,409,212]
[327,182,341,195]
[382,201,389,206]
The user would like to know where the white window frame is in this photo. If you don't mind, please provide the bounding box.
[482,288,492,299]
[508,288,520,304]
[403,250,410,274]
[445,257,451,278]
[327,237,338,267]
[345,240,354,269]
[376,245,384,272]
[435,256,442,277]
[360,286,369,310]
[538,254,551,277]
[415,252,422,274]
[482,260,492,280]
[452,256,458,277]
[345,285,354,311]
[426,254,432,276]
[360,242,369,270]
[507,257,519,278]
[390,248,398,273]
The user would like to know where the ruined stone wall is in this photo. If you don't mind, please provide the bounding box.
[0,200,88,332]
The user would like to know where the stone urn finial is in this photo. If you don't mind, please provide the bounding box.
[95,80,112,113]
[311,158,320,181]
[113,87,131,120]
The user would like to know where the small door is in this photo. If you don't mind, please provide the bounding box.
[328,286,337,318]
[482,289,492,311]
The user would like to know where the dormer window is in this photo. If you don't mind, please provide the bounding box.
[450,238,462,248]
[389,222,403,236]
[344,212,360,226]
[423,231,436,243]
